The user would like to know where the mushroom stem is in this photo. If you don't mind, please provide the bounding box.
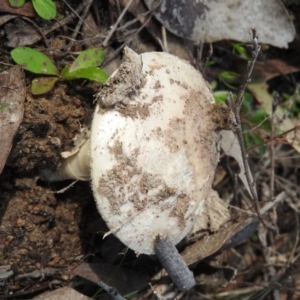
[41,138,90,182]
[154,235,195,291]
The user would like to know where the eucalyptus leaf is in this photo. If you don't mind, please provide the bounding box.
[144,0,295,48]
[69,48,106,73]
[32,0,56,20]
[31,77,58,95]
[11,47,59,76]
[62,66,108,83]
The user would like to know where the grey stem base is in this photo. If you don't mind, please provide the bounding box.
[154,235,195,291]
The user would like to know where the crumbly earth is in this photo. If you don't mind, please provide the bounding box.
[0,83,100,277]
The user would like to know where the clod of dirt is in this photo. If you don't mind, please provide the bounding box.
[0,83,94,276]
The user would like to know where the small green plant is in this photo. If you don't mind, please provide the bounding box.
[218,70,240,89]
[232,42,250,60]
[9,0,56,20]
[11,47,109,95]
[0,103,10,111]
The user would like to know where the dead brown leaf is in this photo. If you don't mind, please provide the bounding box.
[0,0,35,17]
[70,262,149,296]
[0,65,26,174]
[5,18,41,47]
[144,0,295,48]
[182,217,245,266]
[254,59,300,81]
[33,287,92,300]
[195,259,236,288]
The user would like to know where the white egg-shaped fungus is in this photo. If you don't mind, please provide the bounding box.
[90,47,221,255]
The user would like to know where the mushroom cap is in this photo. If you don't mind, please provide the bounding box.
[90,48,219,254]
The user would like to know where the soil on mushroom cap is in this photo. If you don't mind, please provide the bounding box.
[0,83,98,277]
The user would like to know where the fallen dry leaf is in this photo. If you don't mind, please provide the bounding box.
[5,18,42,47]
[119,0,193,61]
[191,189,230,234]
[70,262,149,296]
[33,287,92,300]
[248,59,300,153]
[221,130,253,196]
[195,259,236,288]
[182,217,245,266]
[254,59,300,81]
[182,192,286,266]
[0,65,26,174]
[144,0,295,48]
[0,0,35,17]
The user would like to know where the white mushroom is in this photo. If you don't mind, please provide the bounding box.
[90,47,220,255]
[42,47,232,289]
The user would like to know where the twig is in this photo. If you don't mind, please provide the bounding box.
[231,29,276,230]
[221,192,286,252]
[247,123,300,151]
[102,0,135,47]
[161,26,168,52]
[21,17,50,47]
[235,29,260,109]
[21,2,86,47]
[68,0,95,44]
[97,281,126,300]
[288,210,299,265]
[270,93,280,200]
[102,4,158,67]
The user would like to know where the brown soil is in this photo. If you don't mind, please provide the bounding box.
[0,82,100,274]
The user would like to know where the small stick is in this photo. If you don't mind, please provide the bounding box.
[231,28,276,230]
[154,235,195,291]
[68,0,95,43]
[102,0,135,47]
[21,17,50,47]
[97,280,126,300]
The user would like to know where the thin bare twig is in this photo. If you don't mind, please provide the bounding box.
[232,29,276,230]
[97,281,126,300]
[102,4,158,67]
[102,0,135,47]
[270,93,280,200]
[68,0,94,43]
[21,17,50,47]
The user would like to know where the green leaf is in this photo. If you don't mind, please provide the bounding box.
[31,77,58,95]
[219,71,239,82]
[0,103,10,111]
[69,48,106,72]
[213,91,228,104]
[61,66,108,83]
[232,43,249,60]
[9,0,25,8]
[11,47,59,76]
[32,0,56,20]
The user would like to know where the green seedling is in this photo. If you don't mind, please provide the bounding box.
[0,103,10,111]
[9,0,56,20]
[11,47,108,95]
[218,71,240,89]
[232,42,250,60]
